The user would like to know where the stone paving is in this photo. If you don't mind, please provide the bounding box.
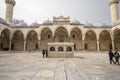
[0,51,120,80]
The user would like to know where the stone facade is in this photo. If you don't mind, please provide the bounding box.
[0,0,120,51]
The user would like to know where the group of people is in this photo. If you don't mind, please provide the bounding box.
[42,49,48,58]
[109,49,120,65]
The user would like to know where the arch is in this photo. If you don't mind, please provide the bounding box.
[66,47,72,51]
[11,30,24,51]
[12,29,25,39]
[54,27,69,42]
[70,27,83,51]
[58,47,64,51]
[99,30,112,51]
[40,27,53,37]
[26,30,38,50]
[114,28,120,50]
[84,30,97,51]
[50,47,55,51]
[40,28,53,50]
[0,29,10,50]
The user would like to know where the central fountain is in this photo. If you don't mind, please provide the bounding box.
[48,42,74,58]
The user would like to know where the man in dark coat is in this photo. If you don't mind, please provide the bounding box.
[114,49,120,65]
[108,49,115,64]
[46,49,48,57]
[42,49,45,58]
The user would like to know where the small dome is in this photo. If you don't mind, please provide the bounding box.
[84,23,94,27]
[70,19,81,25]
[7,22,16,27]
[16,22,28,27]
[30,22,39,27]
[96,23,108,27]
[0,17,7,25]
[43,19,52,25]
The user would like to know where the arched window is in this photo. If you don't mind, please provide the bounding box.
[58,47,63,51]
[50,47,55,51]
[67,47,72,51]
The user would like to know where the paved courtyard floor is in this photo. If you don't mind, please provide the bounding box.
[0,51,120,80]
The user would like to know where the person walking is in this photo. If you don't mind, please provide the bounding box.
[42,49,45,58]
[114,49,120,65]
[108,49,115,64]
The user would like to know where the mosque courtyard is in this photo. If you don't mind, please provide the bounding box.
[0,51,120,80]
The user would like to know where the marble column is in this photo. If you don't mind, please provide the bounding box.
[112,39,115,50]
[97,40,99,52]
[82,40,85,51]
[9,37,12,51]
[24,38,26,51]
[38,40,41,50]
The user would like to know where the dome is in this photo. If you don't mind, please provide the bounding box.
[0,17,7,25]
[84,23,94,27]
[16,22,28,27]
[109,0,119,5]
[96,23,108,27]
[43,19,52,25]
[70,19,81,25]
[30,22,39,27]
[7,22,16,27]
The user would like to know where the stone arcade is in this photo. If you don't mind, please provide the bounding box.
[0,0,120,52]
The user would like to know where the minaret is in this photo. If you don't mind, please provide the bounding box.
[109,0,119,23]
[5,0,16,22]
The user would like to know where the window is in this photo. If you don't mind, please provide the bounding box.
[50,47,55,51]
[67,47,72,51]
[58,47,63,51]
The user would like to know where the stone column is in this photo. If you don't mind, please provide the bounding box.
[97,40,100,52]
[9,37,12,51]
[24,38,26,51]
[112,39,115,50]
[82,40,85,51]
[38,40,41,50]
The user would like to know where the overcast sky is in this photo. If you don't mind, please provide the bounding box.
[0,0,120,25]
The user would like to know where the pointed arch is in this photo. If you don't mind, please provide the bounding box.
[54,27,69,42]
[40,28,53,50]
[26,30,38,50]
[85,30,97,51]
[0,29,10,50]
[114,28,120,50]
[11,30,24,51]
[70,27,82,50]
[99,30,112,51]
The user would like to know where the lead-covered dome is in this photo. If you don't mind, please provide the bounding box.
[95,23,108,27]
[16,21,28,27]
[7,22,16,27]
[84,22,94,27]
[43,19,53,25]
[0,17,7,25]
[70,19,81,25]
[30,22,40,27]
